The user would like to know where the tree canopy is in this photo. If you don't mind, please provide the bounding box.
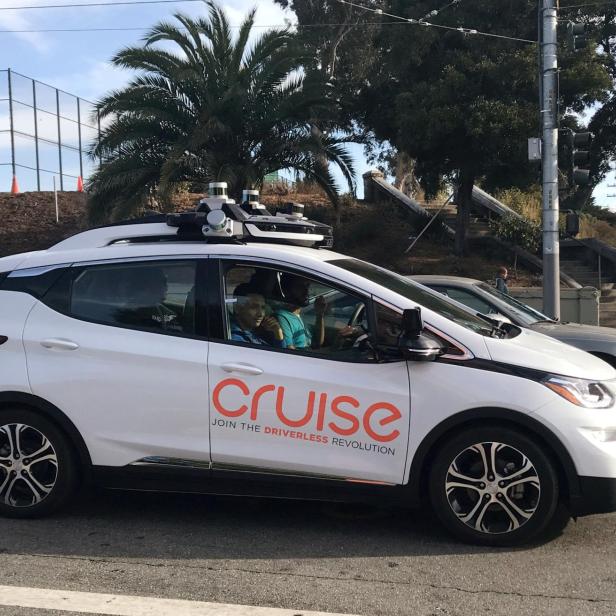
[280,0,615,253]
[88,1,355,222]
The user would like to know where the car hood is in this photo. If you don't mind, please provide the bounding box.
[531,321,616,343]
[484,326,616,381]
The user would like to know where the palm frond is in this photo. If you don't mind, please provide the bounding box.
[87,2,353,222]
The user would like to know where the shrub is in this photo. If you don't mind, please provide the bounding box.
[490,213,542,254]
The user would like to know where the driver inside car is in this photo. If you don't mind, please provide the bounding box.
[275,273,364,352]
[275,273,326,350]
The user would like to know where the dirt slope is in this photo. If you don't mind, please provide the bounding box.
[0,192,88,257]
[0,189,536,285]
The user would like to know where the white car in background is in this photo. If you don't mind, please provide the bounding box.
[412,275,616,367]
[1,193,616,547]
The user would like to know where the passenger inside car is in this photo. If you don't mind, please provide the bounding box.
[229,283,285,347]
[115,268,180,332]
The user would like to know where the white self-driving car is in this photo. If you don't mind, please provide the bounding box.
[1,186,616,546]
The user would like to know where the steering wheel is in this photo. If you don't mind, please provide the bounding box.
[345,304,370,349]
[348,303,365,328]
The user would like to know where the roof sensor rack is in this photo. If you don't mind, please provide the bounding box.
[49,182,333,251]
[169,183,333,248]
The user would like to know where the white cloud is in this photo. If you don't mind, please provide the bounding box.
[44,60,131,104]
[0,2,52,53]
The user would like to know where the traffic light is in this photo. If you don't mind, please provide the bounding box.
[567,22,588,51]
[560,128,593,187]
[565,212,580,237]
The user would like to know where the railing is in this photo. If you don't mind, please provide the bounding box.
[363,170,430,221]
[470,186,524,221]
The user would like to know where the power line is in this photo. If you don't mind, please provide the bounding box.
[0,27,150,32]
[0,0,202,10]
[335,0,536,44]
[560,1,616,9]
[0,20,427,34]
[419,0,461,23]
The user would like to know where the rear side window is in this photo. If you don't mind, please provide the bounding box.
[0,266,68,298]
[47,260,198,337]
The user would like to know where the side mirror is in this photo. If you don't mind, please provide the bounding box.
[402,307,423,338]
[487,312,512,326]
[398,307,445,362]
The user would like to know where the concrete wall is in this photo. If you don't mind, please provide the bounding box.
[510,287,600,325]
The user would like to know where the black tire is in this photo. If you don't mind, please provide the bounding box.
[0,408,78,518]
[428,425,563,546]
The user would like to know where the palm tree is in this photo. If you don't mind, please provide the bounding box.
[88,1,355,222]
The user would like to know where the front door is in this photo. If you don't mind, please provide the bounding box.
[207,260,411,484]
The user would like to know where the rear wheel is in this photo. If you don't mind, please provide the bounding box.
[0,409,77,518]
[428,425,564,546]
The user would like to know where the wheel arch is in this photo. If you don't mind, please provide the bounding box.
[407,407,580,509]
[0,391,92,481]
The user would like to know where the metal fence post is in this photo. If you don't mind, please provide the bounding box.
[56,88,63,190]
[7,68,16,182]
[32,79,41,191]
[97,111,102,166]
[77,97,83,182]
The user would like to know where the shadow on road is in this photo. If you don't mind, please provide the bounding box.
[0,489,557,561]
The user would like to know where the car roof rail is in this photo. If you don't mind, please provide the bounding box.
[48,222,179,252]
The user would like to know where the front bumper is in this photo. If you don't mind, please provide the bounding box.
[570,476,616,517]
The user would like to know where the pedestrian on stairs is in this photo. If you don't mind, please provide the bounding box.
[495,266,509,295]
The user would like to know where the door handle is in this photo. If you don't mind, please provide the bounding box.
[40,338,80,351]
[221,362,263,376]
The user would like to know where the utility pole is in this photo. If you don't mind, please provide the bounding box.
[540,0,560,319]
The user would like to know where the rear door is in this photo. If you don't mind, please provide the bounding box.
[23,257,211,468]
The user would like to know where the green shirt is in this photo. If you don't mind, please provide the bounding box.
[275,309,312,349]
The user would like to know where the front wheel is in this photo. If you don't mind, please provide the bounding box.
[0,409,77,518]
[428,426,563,546]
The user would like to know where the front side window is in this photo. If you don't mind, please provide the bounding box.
[222,263,373,360]
[433,286,496,315]
[476,282,552,326]
[330,258,500,337]
[68,260,197,336]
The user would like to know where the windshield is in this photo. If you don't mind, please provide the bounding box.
[330,258,501,337]
[476,282,552,326]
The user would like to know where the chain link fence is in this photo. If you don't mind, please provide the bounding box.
[0,69,100,192]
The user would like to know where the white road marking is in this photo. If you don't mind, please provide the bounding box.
[0,585,358,616]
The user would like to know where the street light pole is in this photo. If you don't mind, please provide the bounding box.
[540,0,560,319]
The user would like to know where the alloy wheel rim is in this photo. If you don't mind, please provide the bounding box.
[445,442,541,535]
[0,423,58,507]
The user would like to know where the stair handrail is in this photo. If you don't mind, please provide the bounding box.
[363,170,431,220]
[470,186,524,221]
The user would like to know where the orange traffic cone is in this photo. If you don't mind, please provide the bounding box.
[76,176,84,192]
[10,175,19,194]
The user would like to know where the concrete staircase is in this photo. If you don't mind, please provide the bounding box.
[423,205,492,239]
[362,170,616,326]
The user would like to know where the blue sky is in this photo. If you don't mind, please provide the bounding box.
[0,0,613,207]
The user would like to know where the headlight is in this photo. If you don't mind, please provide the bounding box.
[543,376,615,409]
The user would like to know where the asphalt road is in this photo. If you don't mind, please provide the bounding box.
[0,489,615,616]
